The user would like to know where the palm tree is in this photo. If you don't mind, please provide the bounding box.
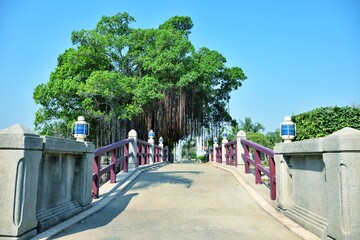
[239,117,265,133]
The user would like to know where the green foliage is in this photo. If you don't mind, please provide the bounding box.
[266,129,282,147]
[292,106,360,140]
[33,12,246,145]
[239,117,265,133]
[197,155,207,163]
[246,132,272,149]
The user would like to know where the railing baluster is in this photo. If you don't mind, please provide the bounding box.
[254,149,262,184]
[269,156,276,200]
[110,149,116,183]
[92,155,100,198]
[244,144,250,173]
[124,143,129,173]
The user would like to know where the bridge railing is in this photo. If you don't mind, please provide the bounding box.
[225,140,237,166]
[92,130,168,199]
[93,139,133,198]
[215,145,222,163]
[137,139,151,166]
[241,139,276,200]
[210,131,276,200]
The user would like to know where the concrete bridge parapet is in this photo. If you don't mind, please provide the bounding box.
[0,124,94,239]
[275,127,360,240]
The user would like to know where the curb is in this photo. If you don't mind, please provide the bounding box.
[30,162,168,240]
[209,162,320,240]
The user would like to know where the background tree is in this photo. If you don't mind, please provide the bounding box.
[239,117,265,133]
[33,12,247,147]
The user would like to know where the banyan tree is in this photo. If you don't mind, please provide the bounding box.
[33,12,247,148]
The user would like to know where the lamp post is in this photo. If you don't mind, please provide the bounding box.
[222,131,228,140]
[73,116,89,142]
[280,116,296,143]
[221,131,228,164]
[148,130,155,140]
[159,136,164,148]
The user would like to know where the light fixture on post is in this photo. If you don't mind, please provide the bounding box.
[159,137,164,147]
[148,130,155,140]
[73,116,89,142]
[213,137,218,145]
[280,116,296,143]
[222,131,228,140]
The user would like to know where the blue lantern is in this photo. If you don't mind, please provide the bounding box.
[222,131,228,139]
[159,137,164,144]
[148,130,155,139]
[214,137,218,144]
[280,116,296,143]
[73,116,89,141]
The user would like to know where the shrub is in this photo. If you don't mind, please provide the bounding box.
[292,106,360,140]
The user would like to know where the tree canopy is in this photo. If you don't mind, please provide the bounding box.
[33,12,247,147]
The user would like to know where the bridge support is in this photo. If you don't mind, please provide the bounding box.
[275,127,360,240]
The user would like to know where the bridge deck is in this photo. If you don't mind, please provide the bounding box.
[52,162,301,240]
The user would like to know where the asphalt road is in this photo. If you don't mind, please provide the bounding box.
[53,161,301,240]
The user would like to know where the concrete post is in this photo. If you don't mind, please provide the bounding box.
[213,143,218,162]
[159,142,164,162]
[236,130,246,165]
[221,137,228,164]
[0,124,43,239]
[164,146,169,162]
[128,129,138,169]
[148,137,154,165]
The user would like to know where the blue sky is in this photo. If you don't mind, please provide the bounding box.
[1,0,359,133]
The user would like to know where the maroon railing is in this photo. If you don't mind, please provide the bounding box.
[225,140,237,166]
[93,138,167,199]
[137,139,151,166]
[215,146,222,163]
[92,139,133,198]
[241,139,276,200]
[211,138,276,200]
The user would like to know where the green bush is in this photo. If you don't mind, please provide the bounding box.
[292,106,360,140]
[197,155,206,163]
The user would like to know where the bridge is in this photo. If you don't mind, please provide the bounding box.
[0,124,359,240]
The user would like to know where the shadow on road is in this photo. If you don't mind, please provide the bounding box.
[52,164,202,239]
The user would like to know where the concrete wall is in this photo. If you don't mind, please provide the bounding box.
[0,124,94,239]
[275,127,360,240]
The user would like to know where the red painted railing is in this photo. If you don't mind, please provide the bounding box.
[93,138,167,199]
[211,138,276,200]
[241,139,276,200]
[215,146,222,163]
[92,139,133,198]
[137,140,151,166]
[225,140,237,166]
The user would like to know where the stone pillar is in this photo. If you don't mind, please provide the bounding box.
[159,141,164,162]
[221,137,228,164]
[213,143,218,162]
[164,146,169,162]
[128,129,138,169]
[0,124,43,239]
[148,137,154,165]
[321,127,360,240]
[236,130,246,165]
[74,141,94,207]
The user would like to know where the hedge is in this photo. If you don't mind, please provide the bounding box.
[292,106,360,141]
